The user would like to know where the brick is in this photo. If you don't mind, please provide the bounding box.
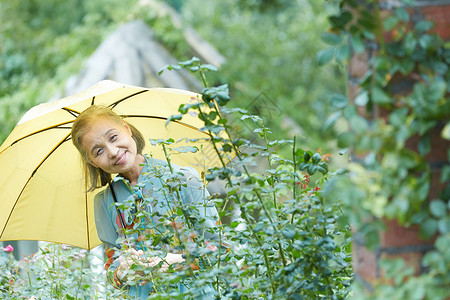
[380,219,435,248]
[405,124,450,163]
[348,1,449,290]
[378,4,450,42]
[353,243,379,283]
[380,251,423,276]
[420,5,450,40]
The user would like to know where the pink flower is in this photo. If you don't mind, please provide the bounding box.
[3,244,14,252]
[205,241,218,251]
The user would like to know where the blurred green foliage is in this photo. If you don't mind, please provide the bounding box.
[0,0,142,143]
[0,0,345,153]
[181,0,346,150]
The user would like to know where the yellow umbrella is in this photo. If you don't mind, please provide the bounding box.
[0,80,223,250]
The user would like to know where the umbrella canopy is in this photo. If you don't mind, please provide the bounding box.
[0,80,223,250]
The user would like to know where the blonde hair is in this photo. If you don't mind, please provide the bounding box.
[71,105,145,191]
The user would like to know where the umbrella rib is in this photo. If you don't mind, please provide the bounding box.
[0,121,74,155]
[0,133,72,239]
[109,90,149,109]
[123,115,209,133]
[62,107,80,118]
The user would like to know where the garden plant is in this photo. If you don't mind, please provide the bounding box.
[0,59,352,299]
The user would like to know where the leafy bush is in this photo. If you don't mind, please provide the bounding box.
[106,58,352,299]
[1,58,352,299]
[0,243,126,299]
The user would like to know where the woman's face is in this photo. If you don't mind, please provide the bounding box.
[80,118,138,176]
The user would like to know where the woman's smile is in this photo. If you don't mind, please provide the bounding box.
[114,151,127,165]
[81,118,144,184]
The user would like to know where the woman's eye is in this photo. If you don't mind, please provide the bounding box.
[95,148,104,156]
[110,135,118,142]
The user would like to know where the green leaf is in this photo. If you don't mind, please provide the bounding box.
[440,165,450,183]
[349,115,368,134]
[418,34,433,49]
[354,90,369,106]
[419,218,438,239]
[317,164,328,175]
[371,86,391,105]
[431,61,448,75]
[222,144,232,152]
[209,111,217,120]
[399,58,415,74]
[383,15,398,31]
[241,114,263,122]
[303,151,311,162]
[415,20,434,33]
[177,207,184,216]
[230,221,240,229]
[264,226,275,235]
[403,32,417,54]
[179,57,199,66]
[166,114,183,126]
[430,200,447,218]
[312,153,322,164]
[317,47,335,66]
[350,35,365,53]
[395,7,409,22]
[339,148,348,155]
[335,44,350,63]
[282,227,296,239]
[201,64,218,71]
[442,122,450,140]
[329,11,352,29]
[330,93,348,108]
[320,32,342,45]
[253,223,264,232]
[418,135,431,155]
[438,219,450,234]
[307,164,317,175]
[428,79,446,101]
[172,146,199,153]
[323,111,341,130]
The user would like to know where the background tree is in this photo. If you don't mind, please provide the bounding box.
[181,0,346,151]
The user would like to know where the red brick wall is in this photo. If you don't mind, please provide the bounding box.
[421,4,450,39]
[349,1,450,290]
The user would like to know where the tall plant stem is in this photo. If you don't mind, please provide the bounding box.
[292,136,297,201]
[374,0,386,55]
[261,121,278,210]
[199,70,209,88]
[75,256,85,300]
[206,106,275,223]
[161,144,195,230]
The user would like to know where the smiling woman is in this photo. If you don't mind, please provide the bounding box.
[71,105,146,191]
[80,117,144,185]
[70,104,220,299]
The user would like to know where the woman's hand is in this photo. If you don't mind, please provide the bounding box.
[115,249,185,285]
[156,253,185,272]
[116,248,148,281]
